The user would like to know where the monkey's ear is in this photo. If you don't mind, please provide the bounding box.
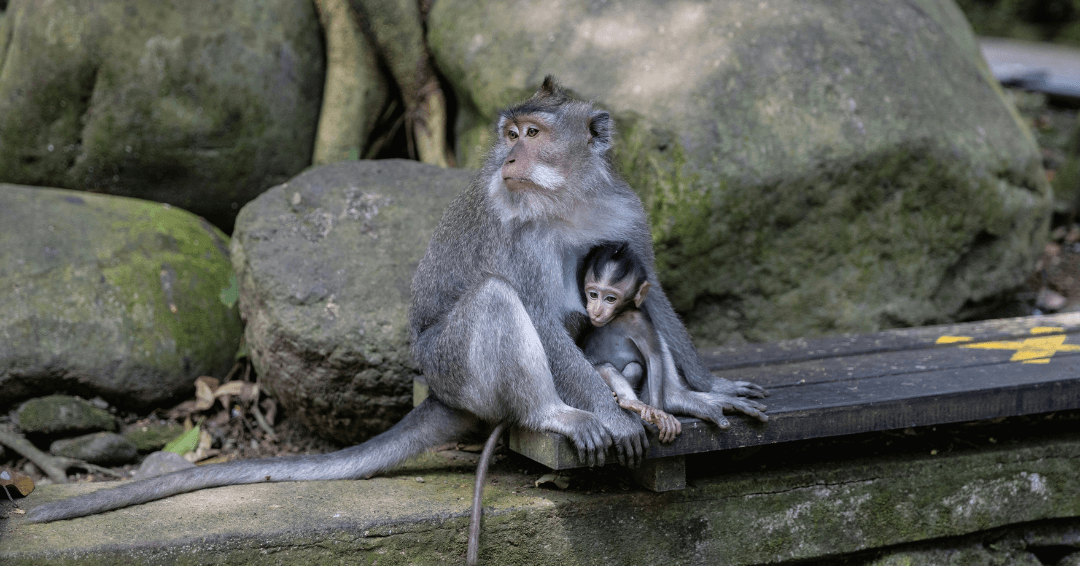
[634,280,651,308]
[540,75,559,95]
[588,110,614,151]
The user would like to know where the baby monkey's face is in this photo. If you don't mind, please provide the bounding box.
[583,264,650,327]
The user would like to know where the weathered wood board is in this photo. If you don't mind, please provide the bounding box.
[509,313,1080,485]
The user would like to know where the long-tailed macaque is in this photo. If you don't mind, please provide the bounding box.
[578,242,682,443]
[24,78,768,537]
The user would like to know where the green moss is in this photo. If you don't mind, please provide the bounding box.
[1,185,243,408]
[16,396,117,435]
[122,421,186,452]
[0,1,323,230]
[96,200,240,372]
[618,113,1048,344]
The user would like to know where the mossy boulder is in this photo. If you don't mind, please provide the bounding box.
[0,185,242,409]
[230,160,473,444]
[428,0,1052,344]
[0,0,324,231]
[15,396,116,436]
[49,432,138,466]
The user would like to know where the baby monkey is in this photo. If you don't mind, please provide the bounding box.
[579,242,682,443]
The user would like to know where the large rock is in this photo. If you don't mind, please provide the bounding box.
[16,395,117,436]
[0,0,324,231]
[428,0,1052,344]
[0,185,242,409]
[231,160,473,444]
[49,432,139,466]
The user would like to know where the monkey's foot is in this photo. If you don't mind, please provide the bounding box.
[702,391,769,424]
[618,400,681,444]
[641,407,681,443]
[710,378,769,399]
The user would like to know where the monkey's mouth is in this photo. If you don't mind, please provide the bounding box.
[590,316,612,327]
[503,177,542,192]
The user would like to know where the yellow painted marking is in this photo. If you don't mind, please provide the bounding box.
[1032,326,1065,335]
[937,328,1080,364]
[935,336,973,344]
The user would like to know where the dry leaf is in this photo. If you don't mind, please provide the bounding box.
[214,380,258,408]
[214,381,248,398]
[167,399,200,420]
[534,473,570,490]
[184,428,216,463]
[194,376,220,411]
[0,469,34,497]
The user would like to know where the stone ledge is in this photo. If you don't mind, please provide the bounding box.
[2,436,1079,565]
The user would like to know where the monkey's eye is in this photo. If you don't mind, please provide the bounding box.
[507,130,518,141]
[604,296,617,304]
[588,291,598,299]
[526,127,539,137]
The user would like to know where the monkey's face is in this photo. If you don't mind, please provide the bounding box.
[583,268,636,327]
[499,115,566,193]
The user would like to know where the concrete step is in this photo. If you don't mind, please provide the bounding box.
[3,433,1080,565]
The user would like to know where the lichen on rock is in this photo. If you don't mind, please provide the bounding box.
[0,185,242,409]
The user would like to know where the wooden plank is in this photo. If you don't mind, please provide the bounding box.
[699,312,1080,370]
[510,315,1080,470]
[716,337,1080,389]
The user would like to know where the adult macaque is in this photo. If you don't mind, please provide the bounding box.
[24,78,767,536]
[579,242,682,443]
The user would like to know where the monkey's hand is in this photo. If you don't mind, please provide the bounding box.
[597,405,649,468]
[640,406,681,444]
[710,377,769,399]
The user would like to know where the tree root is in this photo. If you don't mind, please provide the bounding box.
[0,427,127,483]
[0,427,68,484]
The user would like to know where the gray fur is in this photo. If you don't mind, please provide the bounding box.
[579,246,769,432]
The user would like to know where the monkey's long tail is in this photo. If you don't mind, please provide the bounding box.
[25,397,475,523]
[467,422,506,566]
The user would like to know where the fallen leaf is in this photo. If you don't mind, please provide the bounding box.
[194,376,220,411]
[534,473,570,490]
[163,420,202,455]
[0,469,34,497]
[215,381,257,404]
